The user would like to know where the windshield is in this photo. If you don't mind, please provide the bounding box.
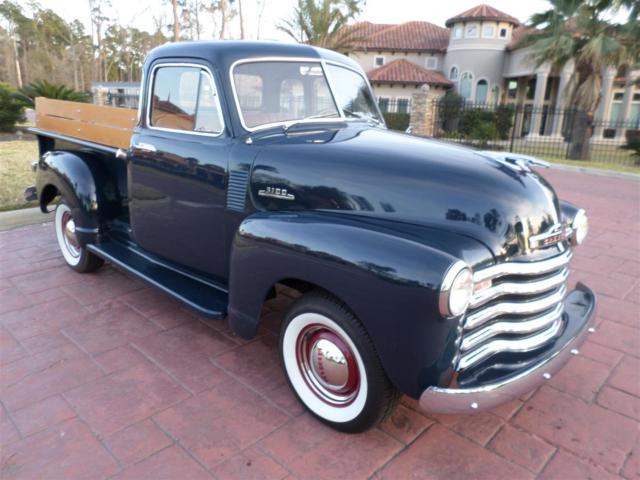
[325,64,382,124]
[232,60,382,130]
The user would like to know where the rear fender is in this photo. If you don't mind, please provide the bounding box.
[36,150,120,246]
[228,211,463,397]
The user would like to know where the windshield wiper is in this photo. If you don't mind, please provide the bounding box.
[342,108,381,125]
[303,112,340,120]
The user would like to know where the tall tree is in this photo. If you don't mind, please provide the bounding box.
[237,0,244,39]
[278,0,365,49]
[256,0,267,39]
[0,1,31,87]
[171,0,180,40]
[521,0,639,159]
[89,0,111,82]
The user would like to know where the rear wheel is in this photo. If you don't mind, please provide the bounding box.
[55,201,103,273]
[279,291,399,432]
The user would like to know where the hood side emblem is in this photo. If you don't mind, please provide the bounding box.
[258,186,295,201]
[528,223,570,250]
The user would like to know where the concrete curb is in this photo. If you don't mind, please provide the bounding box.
[547,162,640,181]
[0,207,52,232]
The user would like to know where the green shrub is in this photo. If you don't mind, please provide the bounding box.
[469,122,499,145]
[438,91,465,132]
[15,80,89,108]
[459,109,496,138]
[383,112,410,131]
[621,130,640,165]
[494,105,515,140]
[0,83,25,132]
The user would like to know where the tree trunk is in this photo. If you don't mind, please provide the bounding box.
[172,0,181,41]
[21,43,28,85]
[96,24,103,82]
[567,110,593,160]
[238,0,245,39]
[70,39,79,91]
[80,63,86,91]
[256,0,267,39]
[10,33,22,88]
[194,0,201,40]
[219,0,227,39]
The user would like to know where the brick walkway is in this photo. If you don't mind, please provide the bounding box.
[0,168,638,480]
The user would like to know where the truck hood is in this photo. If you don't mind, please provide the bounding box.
[249,124,561,261]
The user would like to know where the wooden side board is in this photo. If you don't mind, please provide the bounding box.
[35,97,137,149]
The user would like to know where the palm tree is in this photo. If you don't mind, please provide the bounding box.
[520,0,639,159]
[278,0,365,50]
[14,80,89,108]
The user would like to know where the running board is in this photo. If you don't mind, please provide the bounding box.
[87,240,227,319]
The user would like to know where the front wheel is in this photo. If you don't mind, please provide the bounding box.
[279,291,399,432]
[55,202,104,273]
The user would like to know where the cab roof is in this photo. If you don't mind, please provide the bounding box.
[144,40,361,73]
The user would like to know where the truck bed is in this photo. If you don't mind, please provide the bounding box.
[35,97,137,150]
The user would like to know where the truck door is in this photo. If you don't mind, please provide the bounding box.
[129,63,231,281]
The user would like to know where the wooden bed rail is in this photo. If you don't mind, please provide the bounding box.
[35,97,137,150]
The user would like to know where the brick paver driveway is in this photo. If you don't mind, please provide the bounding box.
[1,168,638,479]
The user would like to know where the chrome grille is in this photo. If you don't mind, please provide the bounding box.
[458,248,572,372]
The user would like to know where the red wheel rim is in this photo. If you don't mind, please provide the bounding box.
[295,324,360,407]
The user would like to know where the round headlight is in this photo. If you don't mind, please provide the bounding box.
[439,262,474,318]
[571,209,588,246]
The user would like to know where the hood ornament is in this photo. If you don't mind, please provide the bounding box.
[480,151,550,173]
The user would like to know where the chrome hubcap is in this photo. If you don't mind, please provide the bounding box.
[296,325,360,406]
[61,211,80,257]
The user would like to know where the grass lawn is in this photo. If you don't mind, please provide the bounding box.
[0,140,38,211]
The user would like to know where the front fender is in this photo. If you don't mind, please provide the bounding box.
[228,211,464,397]
[36,150,120,245]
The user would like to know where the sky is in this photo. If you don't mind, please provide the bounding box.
[34,0,557,42]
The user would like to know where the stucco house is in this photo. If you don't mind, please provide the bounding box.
[345,4,639,140]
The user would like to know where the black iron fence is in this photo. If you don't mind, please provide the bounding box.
[378,98,411,131]
[432,100,640,167]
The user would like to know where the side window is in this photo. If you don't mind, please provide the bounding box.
[150,67,199,131]
[194,71,223,134]
[150,65,224,134]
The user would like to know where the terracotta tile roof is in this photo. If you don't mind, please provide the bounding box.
[345,21,395,38]
[367,59,453,87]
[350,21,449,52]
[445,4,519,27]
[506,25,539,50]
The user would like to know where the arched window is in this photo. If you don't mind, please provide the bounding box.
[476,79,488,103]
[449,66,458,80]
[460,72,473,99]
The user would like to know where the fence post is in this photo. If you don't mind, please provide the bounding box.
[409,85,437,137]
[509,105,518,153]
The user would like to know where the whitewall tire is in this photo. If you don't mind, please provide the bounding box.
[54,201,104,273]
[279,291,399,432]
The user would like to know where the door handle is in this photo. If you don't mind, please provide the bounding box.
[133,142,157,153]
[115,148,128,160]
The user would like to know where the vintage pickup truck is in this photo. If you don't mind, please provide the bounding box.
[26,41,595,433]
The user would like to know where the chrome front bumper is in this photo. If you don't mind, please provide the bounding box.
[419,282,596,414]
